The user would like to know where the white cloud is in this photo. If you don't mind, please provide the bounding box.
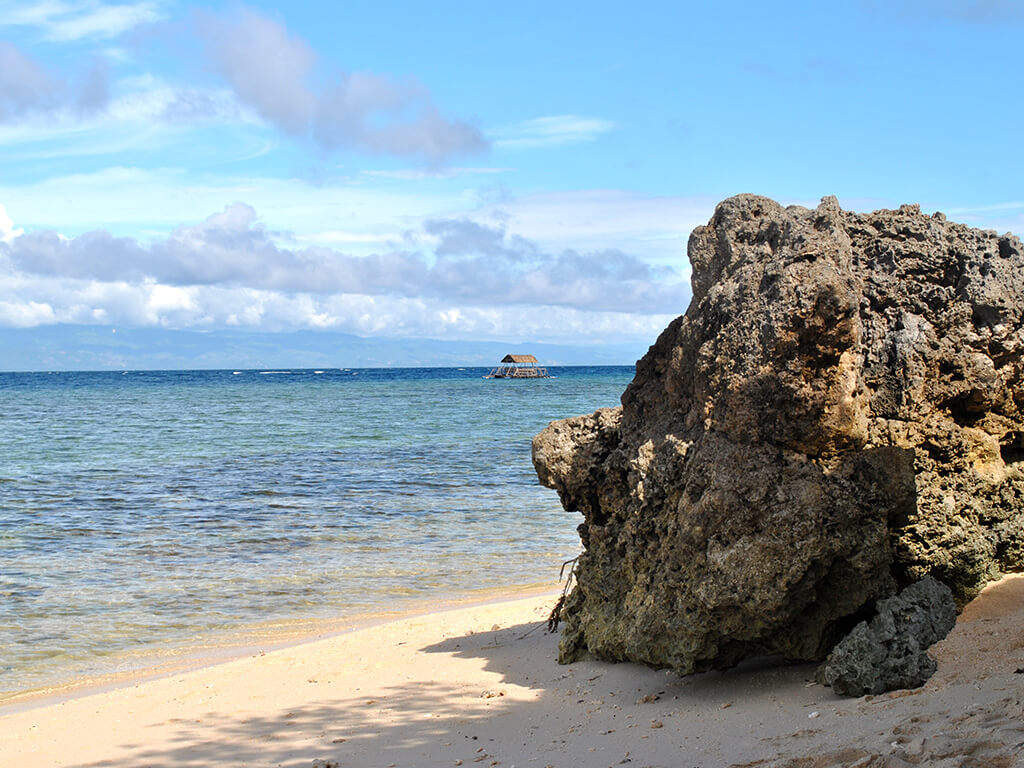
[494,115,615,149]
[6,202,690,313]
[0,40,109,122]
[0,299,56,327]
[937,200,1024,234]
[0,204,23,242]
[0,167,711,268]
[0,41,61,120]
[0,202,691,343]
[196,7,488,163]
[485,189,713,269]
[0,5,482,163]
[4,270,681,353]
[0,1,164,41]
[0,73,256,168]
[197,7,315,136]
[0,272,678,343]
[147,283,197,313]
[0,167,456,250]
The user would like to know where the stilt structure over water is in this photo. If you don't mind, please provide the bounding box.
[486,354,550,379]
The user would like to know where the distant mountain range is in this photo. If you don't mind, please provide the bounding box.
[0,325,652,372]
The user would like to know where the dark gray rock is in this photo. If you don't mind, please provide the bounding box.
[818,577,957,696]
[533,194,1024,674]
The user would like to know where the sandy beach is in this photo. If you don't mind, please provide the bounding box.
[2,576,1022,768]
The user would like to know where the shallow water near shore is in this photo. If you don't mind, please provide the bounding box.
[0,365,632,699]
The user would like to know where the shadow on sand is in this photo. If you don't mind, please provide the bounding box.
[68,615,832,768]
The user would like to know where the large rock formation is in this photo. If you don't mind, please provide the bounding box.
[533,194,1024,674]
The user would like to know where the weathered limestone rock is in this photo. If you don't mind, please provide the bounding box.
[533,194,1024,673]
[817,576,956,696]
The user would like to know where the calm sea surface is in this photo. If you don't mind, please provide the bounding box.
[0,366,633,698]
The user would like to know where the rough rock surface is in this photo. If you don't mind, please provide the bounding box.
[817,576,956,696]
[533,194,1024,674]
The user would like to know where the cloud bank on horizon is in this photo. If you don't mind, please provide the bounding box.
[1,0,1023,362]
[0,201,687,339]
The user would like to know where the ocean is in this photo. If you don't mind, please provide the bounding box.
[0,365,633,700]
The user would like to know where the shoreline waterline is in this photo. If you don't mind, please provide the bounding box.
[1,366,630,708]
[4,577,1022,768]
[0,580,564,714]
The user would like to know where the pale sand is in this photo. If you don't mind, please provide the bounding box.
[2,576,1023,768]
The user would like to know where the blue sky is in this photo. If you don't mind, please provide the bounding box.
[1,0,1023,366]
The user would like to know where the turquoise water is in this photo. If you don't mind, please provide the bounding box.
[0,366,632,697]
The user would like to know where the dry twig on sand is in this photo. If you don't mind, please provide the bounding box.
[547,556,579,633]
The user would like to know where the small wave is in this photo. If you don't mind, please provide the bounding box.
[232,371,242,375]
[314,371,324,374]
[259,371,290,375]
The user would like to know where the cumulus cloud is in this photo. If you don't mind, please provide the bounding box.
[0,280,678,342]
[6,203,689,314]
[0,298,58,327]
[0,204,23,242]
[0,41,109,121]
[197,7,487,162]
[420,218,685,312]
[0,203,690,339]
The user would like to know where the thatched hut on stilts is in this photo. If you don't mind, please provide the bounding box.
[486,354,550,378]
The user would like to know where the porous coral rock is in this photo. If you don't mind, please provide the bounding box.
[533,194,1024,673]
[817,576,956,696]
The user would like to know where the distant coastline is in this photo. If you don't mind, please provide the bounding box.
[0,326,648,373]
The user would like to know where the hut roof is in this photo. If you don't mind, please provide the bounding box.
[501,354,539,364]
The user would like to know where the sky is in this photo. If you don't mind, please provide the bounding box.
[1,0,1023,368]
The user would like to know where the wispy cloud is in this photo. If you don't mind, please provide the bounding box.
[860,0,1024,23]
[196,6,488,163]
[938,200,1024,235]
[0,0,165,41]
[1,4,487,164]
[361,167,512,181]
[0,166,711,270]
[941,201,1024,214]
[494,115,615,149]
